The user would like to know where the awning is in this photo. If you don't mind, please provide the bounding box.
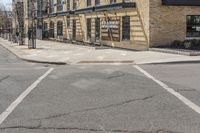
[162,0,200,6]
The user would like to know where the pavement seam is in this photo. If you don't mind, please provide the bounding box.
[0,126,180,133]
[33,95,155,121]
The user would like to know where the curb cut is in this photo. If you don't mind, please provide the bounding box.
[150,48,200,56]
[0,43,67,65]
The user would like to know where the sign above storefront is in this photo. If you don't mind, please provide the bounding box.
[101,21,119,29]
[101,18,120,42]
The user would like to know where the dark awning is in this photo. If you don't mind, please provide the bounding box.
[162,0,200,6]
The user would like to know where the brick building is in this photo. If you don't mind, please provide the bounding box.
[13,0,200,50]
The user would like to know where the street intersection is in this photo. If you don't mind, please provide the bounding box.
[0,45,200,133]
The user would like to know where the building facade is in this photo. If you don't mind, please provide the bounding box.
[12,0,200,50]
[43,0,148,50]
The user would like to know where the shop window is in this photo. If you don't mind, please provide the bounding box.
[50,0,54,13]
[87,0,92,6]
[87,18,92,40]
[57,0,63,12]
[57,21,63,36]
[95,0,100,5]
[110,0,116,4]
[187,15,200,37]
[122,16,130,40]
[49,21,54,38]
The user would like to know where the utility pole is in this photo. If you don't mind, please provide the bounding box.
[28,0,37,49]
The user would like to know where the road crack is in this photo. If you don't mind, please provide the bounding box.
[35,95,155,120]
[0,75,9,83]
[176,89,196,92]
[106,73,126,79]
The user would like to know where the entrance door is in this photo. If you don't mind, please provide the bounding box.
[72,19,76,40]
[95,18,100,42]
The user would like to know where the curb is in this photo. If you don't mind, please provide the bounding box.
[0,42,67,65]
[140,60,200,65]
[150,48,200,56]
[78,60,135,64]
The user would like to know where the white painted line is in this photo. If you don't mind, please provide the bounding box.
[0,68,54,125]
[134,65,200,115]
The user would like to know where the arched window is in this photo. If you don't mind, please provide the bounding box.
[57,21,63,36]
[49,21,54,38]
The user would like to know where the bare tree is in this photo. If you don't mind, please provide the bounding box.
[0,3,12,39]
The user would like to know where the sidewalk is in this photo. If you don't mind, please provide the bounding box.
[1,38,200,65]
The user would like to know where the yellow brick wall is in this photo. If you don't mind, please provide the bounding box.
[149,0,200,47]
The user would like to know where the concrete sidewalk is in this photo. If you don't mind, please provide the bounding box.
[1,38,200,65]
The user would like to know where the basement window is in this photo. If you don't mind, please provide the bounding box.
[187,15,200,37]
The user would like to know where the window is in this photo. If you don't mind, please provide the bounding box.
[95,18,100,41]
[67,0,70,10]
[122,16,130,40]
[187,15,200,37]
[67,16,70,28]
[57,21,63,36]
[73,0,77,10]
[43,23,48,31]
[72,20,76,39]
[87,18,92,40]
[87,0,92,6]
[110,0,116,4]
[57,0,63,12]
[49,21,54,38]
[95,0,100,5]
[50,0,54,13]
[43,23,49,38]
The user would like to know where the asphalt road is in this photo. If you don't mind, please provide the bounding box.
[0,45,200,133]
